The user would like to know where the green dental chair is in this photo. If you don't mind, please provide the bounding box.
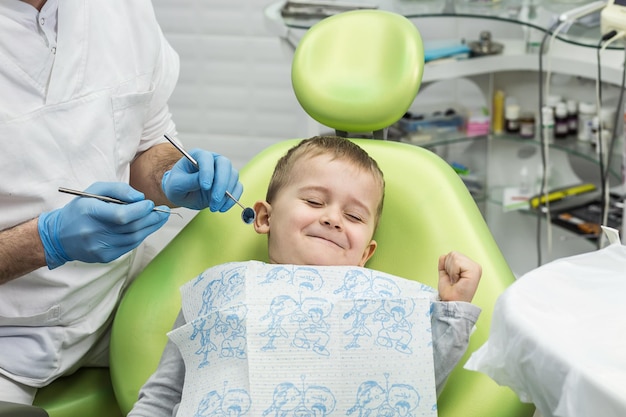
[111,9,534,417]
[23,9,533,417]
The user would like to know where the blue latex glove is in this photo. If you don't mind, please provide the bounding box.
[161,149,243,211]
[38,182,170,269]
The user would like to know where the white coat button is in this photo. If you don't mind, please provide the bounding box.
[40,17,45,26]
[51,46,56,54]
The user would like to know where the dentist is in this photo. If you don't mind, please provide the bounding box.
[0,0,242,403]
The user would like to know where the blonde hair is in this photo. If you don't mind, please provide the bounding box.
[266,136,385,227]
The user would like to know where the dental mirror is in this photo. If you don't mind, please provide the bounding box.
[164,134,255,224]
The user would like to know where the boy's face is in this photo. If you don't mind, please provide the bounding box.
[254,154,380,267]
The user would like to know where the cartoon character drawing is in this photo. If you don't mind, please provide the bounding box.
[263,377,336,417]
[193,386,252,417]
[197,266,246,316]
[388,384,420,417]
[292,267,324,291]
[343,299,381,349]
[293,297,333,356]
[262,382,302,417]
[260,266,292,285]
[347,376,421,417]
[260,295,299,351]
[346,381,386,416]
[219,308,247,359]
[221,388,252,416]
[191,304,249,367]
[334,269,372,298]
[260,266,324,292]
[198,279,221,316]
[374,299,415,354]
[190,313,219,368]
[370,276,401,298]
[303,386,336,417]
[193,390,222,417]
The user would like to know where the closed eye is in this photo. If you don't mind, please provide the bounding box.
[345,213,363,222]
[305,199,323,207]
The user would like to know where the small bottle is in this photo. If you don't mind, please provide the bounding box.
[505,104,521,134]
[591,116,600,147]
[554,102,568,139]
[600,106,617,133]
[578,101,596,142]
[566,99,578,135]
[519,112,536,139]
[542,106,555,144]
[492,90,505,135]
[546,95,562,113]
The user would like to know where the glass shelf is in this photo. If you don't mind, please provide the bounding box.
[403,133,622,181]
[279,0,621,49]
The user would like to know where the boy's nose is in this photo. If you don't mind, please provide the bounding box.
[321,209,342,230]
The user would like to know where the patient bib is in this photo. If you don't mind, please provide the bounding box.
[169,261,438,416]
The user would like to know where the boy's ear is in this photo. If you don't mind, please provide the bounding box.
[253,201,271,234]
[359,239,377,267]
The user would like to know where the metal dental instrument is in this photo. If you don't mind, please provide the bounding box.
[59,187,180,216]
[163,134,255,224]
[58,187,178,216]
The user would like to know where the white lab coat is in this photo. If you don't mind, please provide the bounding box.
[0,0,179,387]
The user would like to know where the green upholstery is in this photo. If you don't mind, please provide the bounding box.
[0,401,48,417]
[291,10,424,134]
[32,368,122,417]
[110,138,535,417]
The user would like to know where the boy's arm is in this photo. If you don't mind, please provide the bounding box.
[437,251,482,303]
[128,311,186,417]
[431,301,481,396]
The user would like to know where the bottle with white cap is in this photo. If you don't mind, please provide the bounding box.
[566,99,578,135]
[578,101,596,142]
[505,103,521,134]
[554,102,568,139]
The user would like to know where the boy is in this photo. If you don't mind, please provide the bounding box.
[129,136,482,416]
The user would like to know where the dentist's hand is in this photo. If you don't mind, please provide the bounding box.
[161,149,242,211]
[38,182,170,269]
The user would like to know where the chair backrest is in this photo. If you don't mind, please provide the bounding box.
[291,10,424,137]
[111,10,533,417]
[110,139,534,417]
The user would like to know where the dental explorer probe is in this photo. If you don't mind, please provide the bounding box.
[58,187,175,215]
[163,134,255,224]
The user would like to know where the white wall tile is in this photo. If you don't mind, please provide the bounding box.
[148,1,306,250]
[153,0,304,168]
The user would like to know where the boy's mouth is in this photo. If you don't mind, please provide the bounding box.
[309,233,344,249]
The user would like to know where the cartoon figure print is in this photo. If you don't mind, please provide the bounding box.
[188,265,249,367]
[190,313,219,368]
[260,266,324,292]
[219,308,248,359]
[347,375,420,417]
[342,299,379,349]
[263,377,336,417]
[260,295,299,351]
[195,265,247,316]
[262,382,301,417]
[194,384,252,417]
[259,266,330,354]
[373,299,415,354]
[337,270,418,354]
[191,304,248,368]
[292,297,333,356]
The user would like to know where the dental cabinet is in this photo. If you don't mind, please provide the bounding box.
[265,0,626,277]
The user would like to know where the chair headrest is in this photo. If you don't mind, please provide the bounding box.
[291,10,424,134]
